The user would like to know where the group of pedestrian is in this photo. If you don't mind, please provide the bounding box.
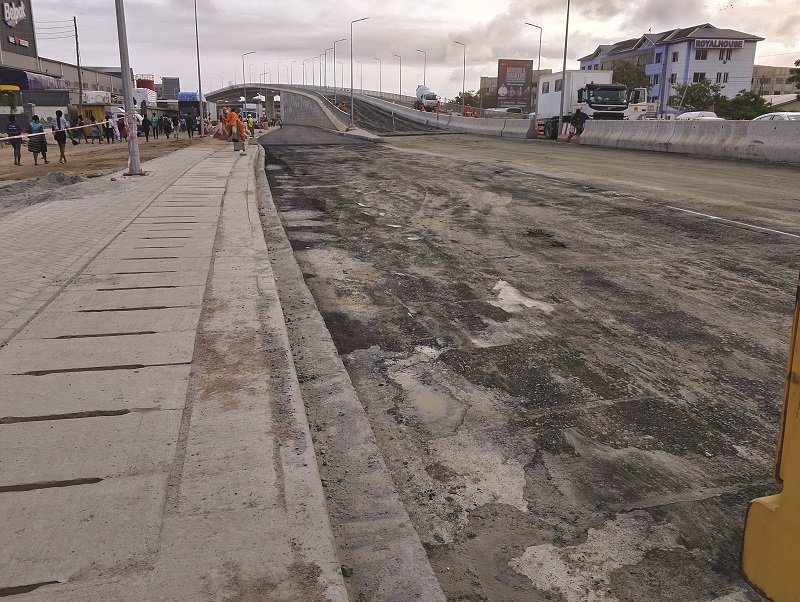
[5,109,205,167]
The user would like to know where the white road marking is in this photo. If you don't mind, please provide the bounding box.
[665,206,800,240]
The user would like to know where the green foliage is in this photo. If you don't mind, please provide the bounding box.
[670,80,723,111]
[715,91,773,120]
[610,60,650,90]
[0,90,18,114]
[453,90,481,107]
[788,58,800,97]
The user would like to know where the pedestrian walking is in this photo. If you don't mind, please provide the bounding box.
[117,115,128,140]
[141,115,151,141]
[52,110,71,163]
[103,114,114,144]
[150,116,159,139]
[171,115,180,139]
[90,116,103,143]
[26,115,49,165]
[5,114,23,166]
[75,116,88,143]
[162,116,173,139]
[185,114,195,139]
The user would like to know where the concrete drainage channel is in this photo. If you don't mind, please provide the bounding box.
[254,145,446,602]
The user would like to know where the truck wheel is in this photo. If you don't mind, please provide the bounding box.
[544,121,557,140]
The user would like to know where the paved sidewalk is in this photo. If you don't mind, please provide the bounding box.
[0,143,347,600]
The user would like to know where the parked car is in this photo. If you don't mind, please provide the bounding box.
[752,112,800,121]
[675,111,724,120]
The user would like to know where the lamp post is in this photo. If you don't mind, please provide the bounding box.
[416,49,427,86]
[394,53,402,97]
[113,0,142,175]
[312,57,318,86]
[242,50,254,117]
[454,41,466,115]
[324,48,333,87]
[193,0,204,135]
[290,60,296,85]
[558,0,571,136]
[333,37,346,103]
[349,17,369,127]
[374,57,382,97]
[277,61,282,84]
[319,54,324,87]
[525,22,543,115]
[302,59,309,85]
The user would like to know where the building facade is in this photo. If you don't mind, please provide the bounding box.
[160,77,180,100]
[751,65,797,96]
[579,24,763,115]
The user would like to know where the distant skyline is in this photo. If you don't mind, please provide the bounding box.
[28,0,800,99]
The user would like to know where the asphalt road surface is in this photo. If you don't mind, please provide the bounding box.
[263,127,799,601]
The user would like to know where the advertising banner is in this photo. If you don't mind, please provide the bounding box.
[496,59,533,111]
[2,0,38,58]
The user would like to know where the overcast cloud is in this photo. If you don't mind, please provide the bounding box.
[29,0,800,99]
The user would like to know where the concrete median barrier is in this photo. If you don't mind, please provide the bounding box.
[581,120,800,164]
[280,89,349,132]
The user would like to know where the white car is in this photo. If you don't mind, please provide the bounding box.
[675,111,724,120]
[752,112,800,121]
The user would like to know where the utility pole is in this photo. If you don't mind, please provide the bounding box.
[113,0,142,175]
[193,0,204,136]
[73,17,83,119]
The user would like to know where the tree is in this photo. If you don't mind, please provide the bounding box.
[670,80,723,111]
[610,60,650,90]
[453,90,481,107]
[0,90,18,114]
[715,91,772,120]
[788,58,800,97]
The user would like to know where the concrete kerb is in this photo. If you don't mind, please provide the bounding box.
[253,145,447,601]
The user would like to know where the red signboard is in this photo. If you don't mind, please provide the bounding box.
[496,59,533,111]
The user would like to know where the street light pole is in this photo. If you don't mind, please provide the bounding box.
[525,22,543,115]
[416,49,427,86]
[333,37,346,103]
[113,0,142,175]
[303,59,309,85]
[349,17,369,128]
[394,53,402,97]
[242,50,254,117]
[290,60,296,85]
[324,49,332,87]
[194,0,204,135]
[277,61,282,85]
[454,41,466,115]
[374,57,382,97]
[558,0,571,136]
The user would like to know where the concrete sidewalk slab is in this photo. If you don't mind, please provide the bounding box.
[0,143,348,600]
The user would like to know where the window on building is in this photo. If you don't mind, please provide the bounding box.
[542,81,550,94]
[655,52,663,64]
[555,79,563,92]
[652,74,660,85]
[776,78,784,84]
[672,51,679,62]
[670,73,677,84]
[718,49,732,61]
[693,72,706,83]
[594,64,599,70]
[695,49,708,60]
[716,73,723,84]
[723,73,729,84]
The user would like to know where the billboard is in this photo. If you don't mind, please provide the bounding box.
[2,0,38,59]
[496,59,533,111]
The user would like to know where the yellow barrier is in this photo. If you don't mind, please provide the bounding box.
[742,274,800,600]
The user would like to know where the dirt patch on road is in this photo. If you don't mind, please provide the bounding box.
[263,133,792,601]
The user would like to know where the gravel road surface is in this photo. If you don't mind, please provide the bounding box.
[263,128,798,601]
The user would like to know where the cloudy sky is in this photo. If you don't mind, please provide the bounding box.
[30,0,800,99]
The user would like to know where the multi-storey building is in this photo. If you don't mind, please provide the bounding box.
[751,65,797,96]
[579,24,763,115]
